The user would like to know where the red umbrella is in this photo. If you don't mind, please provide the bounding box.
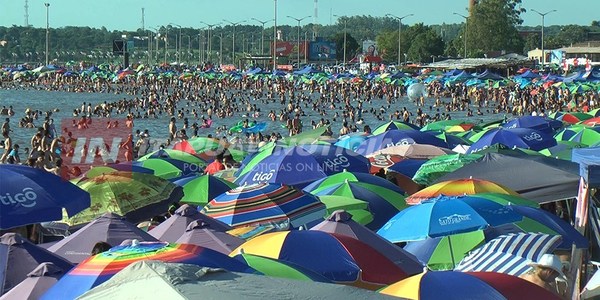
[467,272,561,300]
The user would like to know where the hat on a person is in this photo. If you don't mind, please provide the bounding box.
[528,254,567,280]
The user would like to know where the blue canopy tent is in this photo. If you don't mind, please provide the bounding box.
[516,70,541,79]
[444,69,461,76]
[572,147,600,188]
[293,66,320,75]
[450,70,475,81]
[475,70,504,80]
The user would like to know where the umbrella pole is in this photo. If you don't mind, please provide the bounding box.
[448,235,456,269]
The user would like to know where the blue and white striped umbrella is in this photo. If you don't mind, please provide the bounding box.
[455,233,561,276]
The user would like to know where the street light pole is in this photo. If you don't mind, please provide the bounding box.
[169,23,182,63]
[251,18,274,55]
[531,9,557,66]
[223,19,246,66]
[386,13,413,66]
[454,13,468,58]
[273,0,277,71]
[287,15,310,67]
[200,22,221,63]
[333,15,347,66]
[45,3,50,65]
[219,33,224,66]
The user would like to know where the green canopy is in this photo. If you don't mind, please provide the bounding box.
[412,153,483,186]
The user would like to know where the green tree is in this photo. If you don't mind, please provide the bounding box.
[460,0,525,56]
[407,30,445,62]
[523,33,540,53]
[375,30,398,62]
[332,32,360,61]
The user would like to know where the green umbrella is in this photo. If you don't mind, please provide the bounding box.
[435,131,473,146]
[470,144,544,156]
[64,172,183,226]
[174,174,237,206]
[372,121,419,135]
[473,193,539,208]
[555,126,600,146]
[138,149,207,165]
[539,140,584,160]
[134,158,191,180]
[412,153,483,186]
[233,253,331,282]
[407,230,486,271]
[317,195,374,225]
[420,120,471,132]
[279,126,332,146]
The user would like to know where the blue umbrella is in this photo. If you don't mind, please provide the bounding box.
[334,133,370,151]
[377,195,523,242]
[501,116,563,134]
[386,159,427,178]
[506,205,588,249]
[355,130,448,156]
[455,233,562,276]
[0,165,90,229]
[467,128,557,153]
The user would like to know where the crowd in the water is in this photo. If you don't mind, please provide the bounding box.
[1,63,598,171]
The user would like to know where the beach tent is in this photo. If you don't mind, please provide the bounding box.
[444,69,461,76]
[0,262,64,300]
[516,70,541,79]
[76,260,391,300]
[572,147,600,188]
[475,70,504,80]
[436,153,581,203]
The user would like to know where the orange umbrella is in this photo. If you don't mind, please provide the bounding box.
[405,178,519,205]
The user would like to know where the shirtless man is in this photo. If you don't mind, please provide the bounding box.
[0,132,12,163]
[520,254,566,299]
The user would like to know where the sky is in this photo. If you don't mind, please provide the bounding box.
[0,0,598,30]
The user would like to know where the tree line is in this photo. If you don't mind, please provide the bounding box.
[1,0,599,65]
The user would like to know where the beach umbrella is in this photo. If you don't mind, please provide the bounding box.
[372,121,420,134]
[355,130,449,156]
[138,149,207,166]
[367,154,408,173]
[83,164,154,178]
[379,270,560,300]
[63,172,183,226]
[0,233,73,295]
[581,117,600,127]
[406,178,519,204]
[47,213,158,264]
[304,170,405,194]
[469,143,545,156]
[212,168,238,183]
[368,144,453,159]
[590,108,600,117]
[230,230,410,290]
[377,195,523,246]
[201,183,326,229]
[76,260,389,300]
[175,221,244,255]
[539,140,584,160]
[554,112,593,124]
[0,164,90,229]
[132,158,201,180]
[172,138,246,162]
[436,153,581,203]
[505,205,588,250]
[317,196,374,225]
[582,269,600,299]
[0,262,63,300]
[238,144,369,180]
[434,131,473,148]
[455,233,561,276]
[403,230,486,271]
[421,120,474,132]
[173,174,237,206]
[148,204,231,242]
[232,253,332,282]
[555,126,600,146]
[42,241,254,300]
[412,153,483,186]
[467,128,557,153]
[310,210,423,274]
[278,126,332,146]
[304,176,407,230]
[385,158,428,179]
[502,115,563,134]
[334,132,370,151]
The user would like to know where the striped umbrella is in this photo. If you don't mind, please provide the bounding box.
[201,183,326,229]
[372,121,420,134]
[455,233,561,276]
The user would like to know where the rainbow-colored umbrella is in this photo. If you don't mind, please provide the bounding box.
[201,183,326,229]
[41,241,254,300]
[406,178,519,205]
[231,231,410,290]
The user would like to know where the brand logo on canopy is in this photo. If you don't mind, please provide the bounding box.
[0,187,38,208]
[438,214,472,226]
